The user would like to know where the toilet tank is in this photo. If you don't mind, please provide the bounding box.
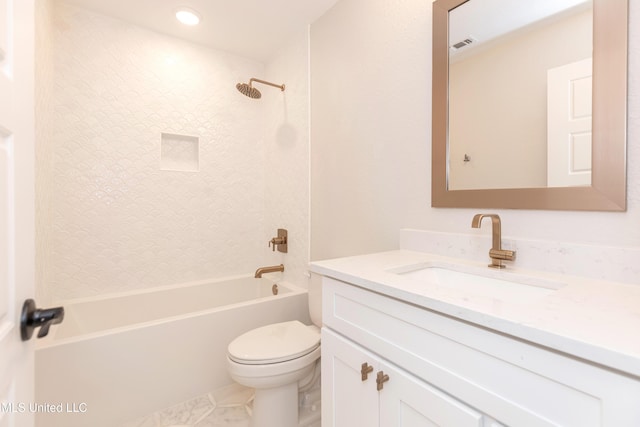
[308,273,322,327]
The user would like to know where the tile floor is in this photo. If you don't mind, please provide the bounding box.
[120,382,321,427]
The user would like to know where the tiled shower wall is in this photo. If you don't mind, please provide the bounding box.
[35,0,56,304]
[37,2,308,302]
[262,30,311,288]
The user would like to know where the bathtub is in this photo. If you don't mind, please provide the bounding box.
[35,275,310,427]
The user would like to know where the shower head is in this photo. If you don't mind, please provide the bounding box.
[236,78,285,99]
[236,82,262,99]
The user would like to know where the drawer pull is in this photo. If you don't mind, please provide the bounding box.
[361,362,374,381]
[376,371,390,391]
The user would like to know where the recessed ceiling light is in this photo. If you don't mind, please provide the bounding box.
[175,7,201,26]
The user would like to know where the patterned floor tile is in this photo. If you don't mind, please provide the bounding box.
[120,413,158,427]
[155,394,215,426]
[194,406,251,427]
[210,382,254,408]
[119,382,320,427]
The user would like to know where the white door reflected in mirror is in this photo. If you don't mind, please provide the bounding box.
[547,58,592,187]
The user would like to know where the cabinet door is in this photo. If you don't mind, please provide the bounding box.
[378,361,483,427]
[323,328,484,427]
[322,328,379,427]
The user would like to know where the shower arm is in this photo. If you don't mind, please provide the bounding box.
[249,78,285,91]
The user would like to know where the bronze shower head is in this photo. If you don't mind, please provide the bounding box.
[236,78,285,99]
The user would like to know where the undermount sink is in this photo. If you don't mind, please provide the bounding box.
[391,263,566,303]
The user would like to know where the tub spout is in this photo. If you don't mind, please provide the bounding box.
[254,264,284,278]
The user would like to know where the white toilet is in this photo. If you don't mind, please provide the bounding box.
[227,279,322,427]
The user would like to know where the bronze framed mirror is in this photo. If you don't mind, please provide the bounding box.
[432,0,628,210]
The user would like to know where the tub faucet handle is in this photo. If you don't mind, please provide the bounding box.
[269,237,285,249]
[268,228,288,253]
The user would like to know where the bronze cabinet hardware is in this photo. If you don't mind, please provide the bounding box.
[376,371,390,391]
[361,362,374,381]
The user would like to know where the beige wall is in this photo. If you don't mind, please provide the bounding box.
[311,0,431,260]
[310,0,640,266]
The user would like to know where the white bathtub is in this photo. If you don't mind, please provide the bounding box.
[35,275,310,427]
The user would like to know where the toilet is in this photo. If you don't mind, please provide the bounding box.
[226,279,322,427]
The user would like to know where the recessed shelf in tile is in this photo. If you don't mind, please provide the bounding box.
[160,132,199,172]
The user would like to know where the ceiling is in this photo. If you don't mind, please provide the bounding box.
[449,0,591,58]
[60,0,340,62]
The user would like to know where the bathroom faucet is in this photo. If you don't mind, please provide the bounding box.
[254,264,284,278]
[471,214,515,269]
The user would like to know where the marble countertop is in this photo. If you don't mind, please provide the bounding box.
[310,250,640,378]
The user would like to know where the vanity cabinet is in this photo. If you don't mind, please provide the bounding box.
[321,276,640,427]
[323,328,484,426]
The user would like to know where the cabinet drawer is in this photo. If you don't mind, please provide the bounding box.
[323,277,640,427]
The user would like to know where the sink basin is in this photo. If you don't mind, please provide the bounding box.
[392,263,566,303]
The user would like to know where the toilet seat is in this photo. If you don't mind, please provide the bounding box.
[228,320,320,365]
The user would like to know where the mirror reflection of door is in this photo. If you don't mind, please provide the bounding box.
[547,58,592,187]
[448,0,593,191]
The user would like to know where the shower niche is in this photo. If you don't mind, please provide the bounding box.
[160,132,200,172]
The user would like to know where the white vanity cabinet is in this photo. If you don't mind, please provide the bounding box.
[321,276,640,427]
[323,328,484,426]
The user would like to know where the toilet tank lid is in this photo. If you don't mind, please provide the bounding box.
[228,320,320,364]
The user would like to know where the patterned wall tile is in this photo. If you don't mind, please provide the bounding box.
[47,3,274,300]
[263,31,311,288]
[35,0,56,304]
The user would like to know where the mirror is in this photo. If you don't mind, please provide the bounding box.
[432,0,628,210]
[449,0,593,191]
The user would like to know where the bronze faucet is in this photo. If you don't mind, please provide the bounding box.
[254,264,284,278]
[471,214,515,269]
[268,229,288,253]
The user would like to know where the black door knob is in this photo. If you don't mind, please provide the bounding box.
[20,299,64,341]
